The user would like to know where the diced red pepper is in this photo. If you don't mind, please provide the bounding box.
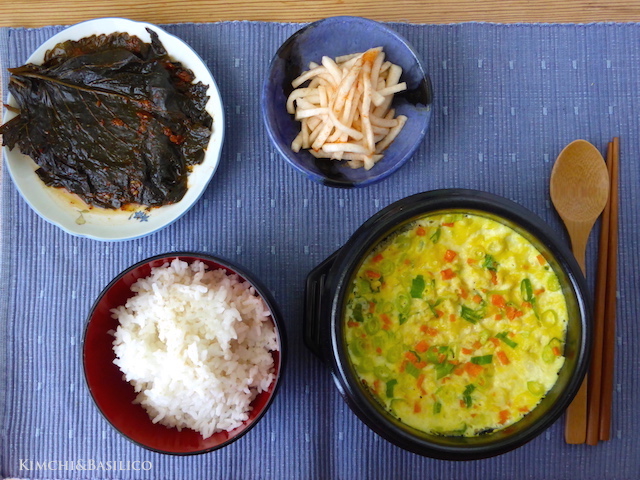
[365,270,381,279]
[491,294,506,308]
[499,409,510,424]
[405,351,419,363]
[441,268,456,280]
[465,362,484,377]
[444,249,457,262]
[497,350,510,365]
[372,253,384,263]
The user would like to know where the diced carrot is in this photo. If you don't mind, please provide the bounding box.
[522,301,532,309]
[365,270,381,279]
[460,288,469,299]
[472,340,482,350]
[373,379,380,394]
[450,314,456,322]
[537,254,546,265]
[444,249,457,262]
[416,226,426,236]
[381,324,390,331]
[436,309,444,318]
[369,301,376,313]
[519,406,530,413]
[460,400,466,408]
[404,259,411,265]
[442,222,454,227]
[441,268,456,280]
[490,270,498,285]
[376,347,382,355]
[347,321,360,328]
[506,305,519,320]
[495,314,503,320]
[415,361,427,369]
[473,294,482,304]
[372,253,384,263]
[465,362,484,377]
[380,313,391,324]
[462,347,473,355]
[399,360,407,372]
[438,354,446,363]
[416,340,429,353]
[414,402,422,413]
[553,346,562,356]
[405,351,419,363]
[467,258,478,265]
[534,288,546,295]
[450,360,460,365]
[499,409,510,424]
[454,366,465,376]
[417,374,426,394]
[491,294,506,308]
[489,337,500,347]
[497,350,510,365]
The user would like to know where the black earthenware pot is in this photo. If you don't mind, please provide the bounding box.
[304,189,591,460]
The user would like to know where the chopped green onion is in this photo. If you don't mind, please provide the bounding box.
[428,298,443,317]
[399,313,408,325]
[527,380,545,396]
[411,275,426,298]
[483,254,499,271]
[470,354,493,365]
[541,309,559,325]
[435,362,455,379]
[352,303,364,323]
[463,384,476,408]
[364,317,380,335]
[520,278,534,303]
[461,305,483,324]
[495,331,518,349]
[386,379,398,398]
[374,365,392,381]
[430,227,442,244]
[405,361,421,378]
[433,401,442,414]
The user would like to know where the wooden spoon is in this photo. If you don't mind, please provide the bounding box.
[550,139,610,444]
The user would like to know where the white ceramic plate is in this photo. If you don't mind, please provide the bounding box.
[2,18,225,241]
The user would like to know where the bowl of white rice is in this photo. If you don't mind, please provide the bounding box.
[83,252,285,454]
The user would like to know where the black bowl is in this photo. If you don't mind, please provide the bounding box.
[304,189,591,460]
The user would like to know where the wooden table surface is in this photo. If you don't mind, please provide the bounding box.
[0,0,639,27]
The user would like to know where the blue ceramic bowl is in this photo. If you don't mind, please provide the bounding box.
[262,16,433,188]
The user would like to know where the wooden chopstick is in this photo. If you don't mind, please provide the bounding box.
[585,140,614,445]
[598,137,619,440]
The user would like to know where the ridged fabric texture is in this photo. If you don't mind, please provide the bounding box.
[1,21,639,480]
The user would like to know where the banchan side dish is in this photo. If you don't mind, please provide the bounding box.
[344,211,568,437]
[305,190,590,460]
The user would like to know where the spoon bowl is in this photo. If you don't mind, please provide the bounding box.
[550,139,610,271]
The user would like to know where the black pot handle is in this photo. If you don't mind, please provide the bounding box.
[304,251,339,361]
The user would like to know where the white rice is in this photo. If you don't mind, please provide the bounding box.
[111,258,279,439]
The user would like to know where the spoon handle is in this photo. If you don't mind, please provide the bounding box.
[564,224,589,444]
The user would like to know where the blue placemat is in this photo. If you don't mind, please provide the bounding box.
[1,20,639,480]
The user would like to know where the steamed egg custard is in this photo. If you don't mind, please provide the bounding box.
[344,212,568,436]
